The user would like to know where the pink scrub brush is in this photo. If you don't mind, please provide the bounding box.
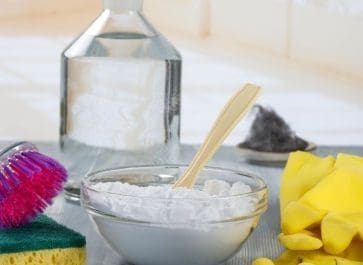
[0,142,67,229]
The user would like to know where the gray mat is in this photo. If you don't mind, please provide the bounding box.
[1,142,361,265]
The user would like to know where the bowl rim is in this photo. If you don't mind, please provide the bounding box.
[0,141,37,162]
[81,164,268,224]
[81,164,268,200]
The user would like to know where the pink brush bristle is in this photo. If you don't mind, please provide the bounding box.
[0,142,67,229]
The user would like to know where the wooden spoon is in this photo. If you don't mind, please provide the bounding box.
[173,83,261,189]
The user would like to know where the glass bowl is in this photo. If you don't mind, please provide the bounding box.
[81,165,268,265]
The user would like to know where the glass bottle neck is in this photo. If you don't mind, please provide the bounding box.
[103,0,143,12]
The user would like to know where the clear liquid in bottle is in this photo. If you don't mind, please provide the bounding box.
[60,1,182,199]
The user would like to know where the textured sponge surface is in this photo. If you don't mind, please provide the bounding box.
[0,215,85,254]
[0,247,85,265]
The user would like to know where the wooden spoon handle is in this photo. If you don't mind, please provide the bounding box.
[174,83,261,188]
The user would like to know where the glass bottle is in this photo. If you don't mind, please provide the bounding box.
[60,0,182,164]
[60,0,181,200]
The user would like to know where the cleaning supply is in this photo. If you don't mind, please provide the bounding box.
[278,231,323,251]
[237,106,316,163]
[253,152,363,265]
[280,151,335,214]
[256,247,363,265]
[91,179,256,223]
[0,142,67,228]
[281,152,363,253]
[238,106,311,153]
[0,215,86,265]
[82,165,267,265]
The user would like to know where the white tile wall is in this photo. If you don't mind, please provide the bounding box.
[144,0,209,37]
[289,0,363,79]
[2,1,363,80]
[144,0,363,80]
[0,67,27,86]
[179,41,363,146]
[0,0,99,19]
[209,0,290,55]
[0,86,58,141]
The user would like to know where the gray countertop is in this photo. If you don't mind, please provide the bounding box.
[2,142,362,265]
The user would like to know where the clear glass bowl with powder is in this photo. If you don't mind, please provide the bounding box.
[81,165,268,265]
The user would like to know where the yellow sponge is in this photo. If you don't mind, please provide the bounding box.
[0,215,86,265]
[0,248,85,265]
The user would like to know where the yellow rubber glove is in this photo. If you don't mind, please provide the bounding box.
[281,201,325,234]
[321,213,358,255]
[341,213,363,240]
[280,152,335,214]
[256,242,363,265]
[252,258,275,265]
[335,154,363,173]
[300,169,363,214]
[283,168,363,234]
[274,250,363,265]
[278,230,322,251]
[344,241,363,261]
[252,152,363,265]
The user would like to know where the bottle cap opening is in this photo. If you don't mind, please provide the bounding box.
[103,0,143,11]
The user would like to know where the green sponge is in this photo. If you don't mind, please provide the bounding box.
[0,215,86,265]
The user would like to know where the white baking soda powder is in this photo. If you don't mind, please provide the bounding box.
[89,180,260,265]
[93,179,256,224]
